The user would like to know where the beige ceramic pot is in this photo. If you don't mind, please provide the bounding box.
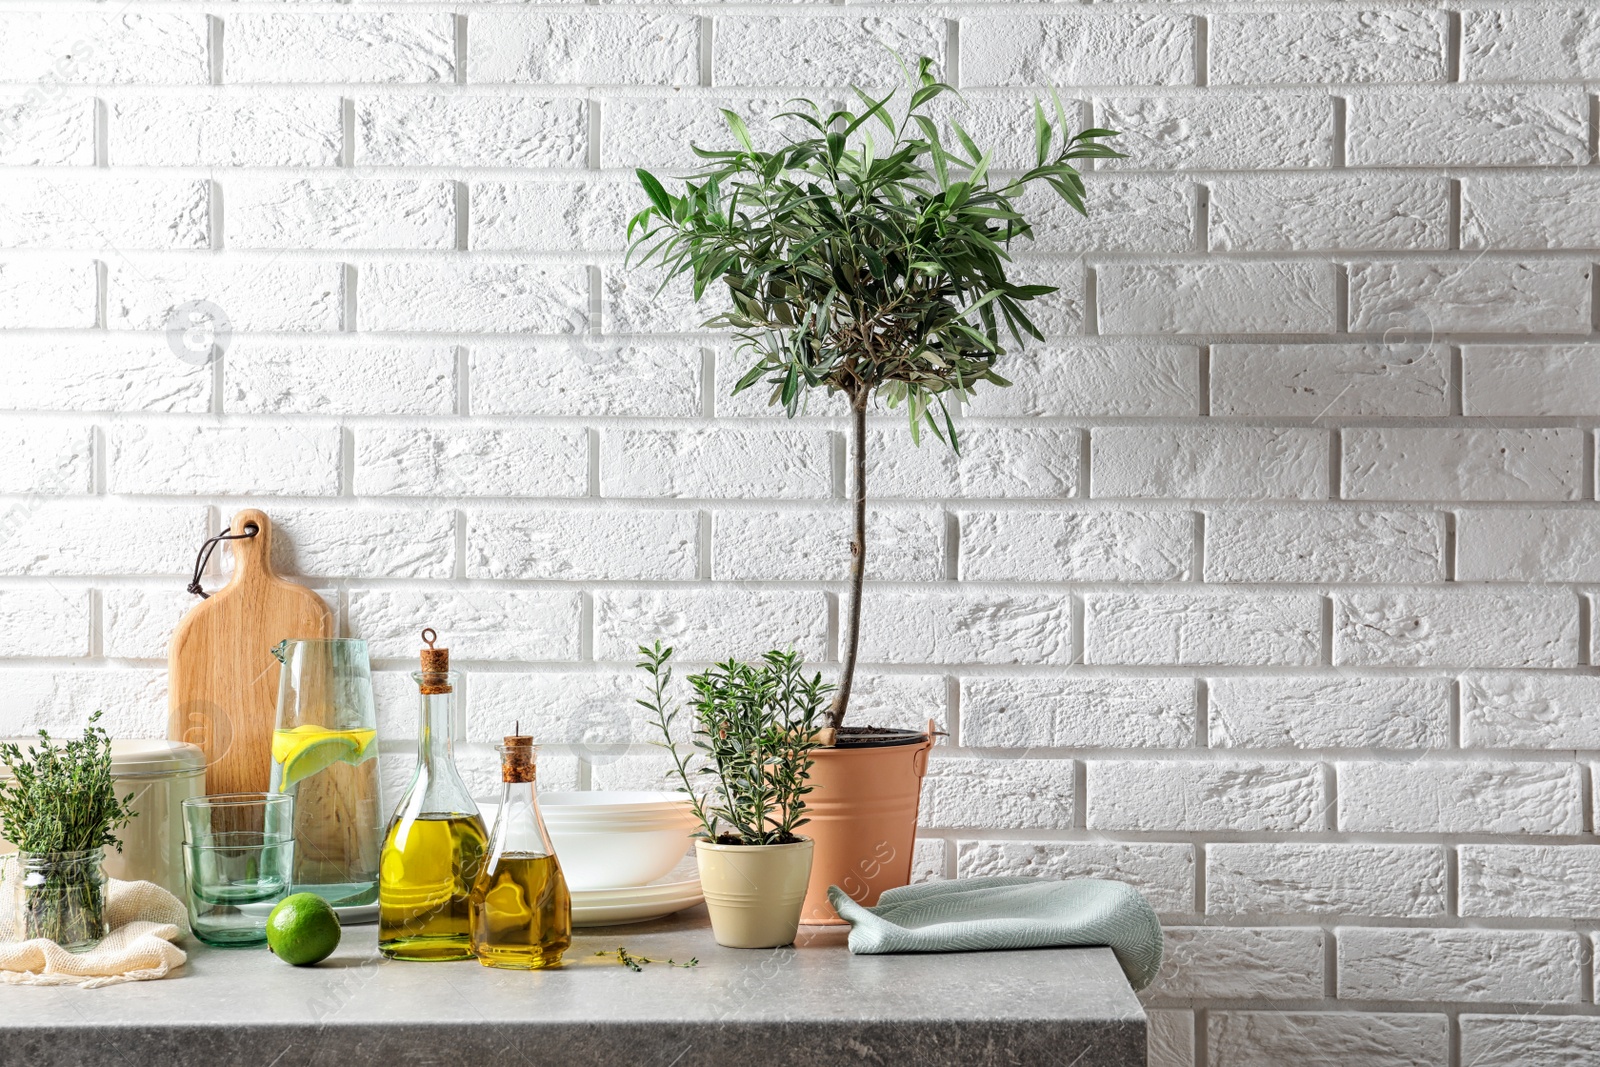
[695,838,814,949]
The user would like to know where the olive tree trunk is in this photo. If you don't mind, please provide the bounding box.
[828,389,870,731]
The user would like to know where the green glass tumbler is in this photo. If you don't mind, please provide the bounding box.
[181,793,294,947]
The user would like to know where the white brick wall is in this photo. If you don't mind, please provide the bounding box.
[1,5,1596,1064]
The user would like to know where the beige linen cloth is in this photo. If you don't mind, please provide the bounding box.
[0,854,188,988]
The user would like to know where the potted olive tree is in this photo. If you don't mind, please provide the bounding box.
[627,56,1120,922]
[639,644,828,948]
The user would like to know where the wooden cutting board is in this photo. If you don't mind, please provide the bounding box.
[168,509,333,795]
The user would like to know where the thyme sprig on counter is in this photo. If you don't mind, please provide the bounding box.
[596,947,700,972]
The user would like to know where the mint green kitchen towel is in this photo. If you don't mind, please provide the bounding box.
[828,876,1164,990]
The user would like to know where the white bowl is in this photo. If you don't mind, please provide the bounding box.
[482,792,699,892]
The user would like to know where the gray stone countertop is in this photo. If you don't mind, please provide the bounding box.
[0,906,1145,1067]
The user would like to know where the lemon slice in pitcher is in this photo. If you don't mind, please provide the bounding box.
[273,726,377,791]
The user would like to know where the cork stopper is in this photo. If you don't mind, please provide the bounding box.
[418,628,451,694]
[501,723,536,783]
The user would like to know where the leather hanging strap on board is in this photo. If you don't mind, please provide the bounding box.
[168,509,333,795]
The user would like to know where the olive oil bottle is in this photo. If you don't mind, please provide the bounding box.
[469,733,571,969]
[379,630,487,961]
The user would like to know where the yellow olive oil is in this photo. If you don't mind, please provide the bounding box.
[469,852,571,970]
[379,813,487,961]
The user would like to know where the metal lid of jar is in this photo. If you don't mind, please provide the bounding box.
[0,739,207,781]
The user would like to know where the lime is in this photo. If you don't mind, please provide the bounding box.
[266,893,341,966]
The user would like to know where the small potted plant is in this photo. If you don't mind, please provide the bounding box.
[627,56,1121,920]
[639,643,829,948]
[0,713,137,951]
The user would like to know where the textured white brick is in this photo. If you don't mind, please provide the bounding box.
[1463,1017,1600,1067]
[1334,589,1578,668]
[1462,345,1600,417]
[354,426,587,498]
[1337,928,1582,1004]
[600,94,806,170]
[602,428,830,500]
[869,428,1079,500]
[103,587,198,661]
[1150,928,1324,1001]
[962,13,1193,87]
[467,671,658,748]
[226,344,453,416]
[1460,845,1600,919]
[349,590,579,662]
[1086,593,1320,667]
[1338,760,1582,835]
[470,14,698,86]
[1346,89,1588,166]
[359,95,586,168]
[1208,1012,1448,1067]
[1088,760,1324,832]
[0,424,91,494]
[1462,9,1600,81]
[471,180,637,254]
[1019,179,1195,255]
[1343,428,1583,502]
[226,179,453,251]
[0,590,90,658]
[1210,10,1447,85]
[963,345,1197,418]
[592,589,828,661]
[1210,343,1449,418]
[858,592,1073,666]
[107,258,342,333]
[0,13,207,85]
[823,673,948,736]
[1147,1010,1195,1067]
[923,91,1094,173]
[259,507,455,580]
[1348,259,1591,335]
[1462,173,1600,250]
[911,840,946,885]
[361,262,587,333]
[466,508,698,582]
[1014,260,1085,336]
[1207,844,1446,917]
[960,509,1191,582]
[1458,508,1600,582]
[0,176,207,249]
[1210,676,1450,751]
[0,503,205,577]
[1098,93,1333,171]
[1093,427,1327,501]
[0,669,167,739]
[1099,262,1336,334]
[601,264,731,335]
[921,758,1074,829]
[0,94,94,166]
[1205,509,1444,583]
[713,507,942,582]
[110,92,341,168]
[473,344,699,418]
[1461,674,1600,749]
[955,842,1195,916]
[108,425,341,497]
[1212,175,1448,255]
[229,14,454,84]
[959,676,1195,749]
[0,341,209,413]
[0,258,96,328]
[713,17,945,87]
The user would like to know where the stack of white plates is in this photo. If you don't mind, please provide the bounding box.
[483,792,702,928]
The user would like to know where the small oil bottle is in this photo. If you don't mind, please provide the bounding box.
[469,729,571,969]
[379,630,488,961]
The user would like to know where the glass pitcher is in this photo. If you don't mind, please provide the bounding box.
[270,638,383,911]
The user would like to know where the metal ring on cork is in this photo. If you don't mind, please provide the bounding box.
[418,628,451,694]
